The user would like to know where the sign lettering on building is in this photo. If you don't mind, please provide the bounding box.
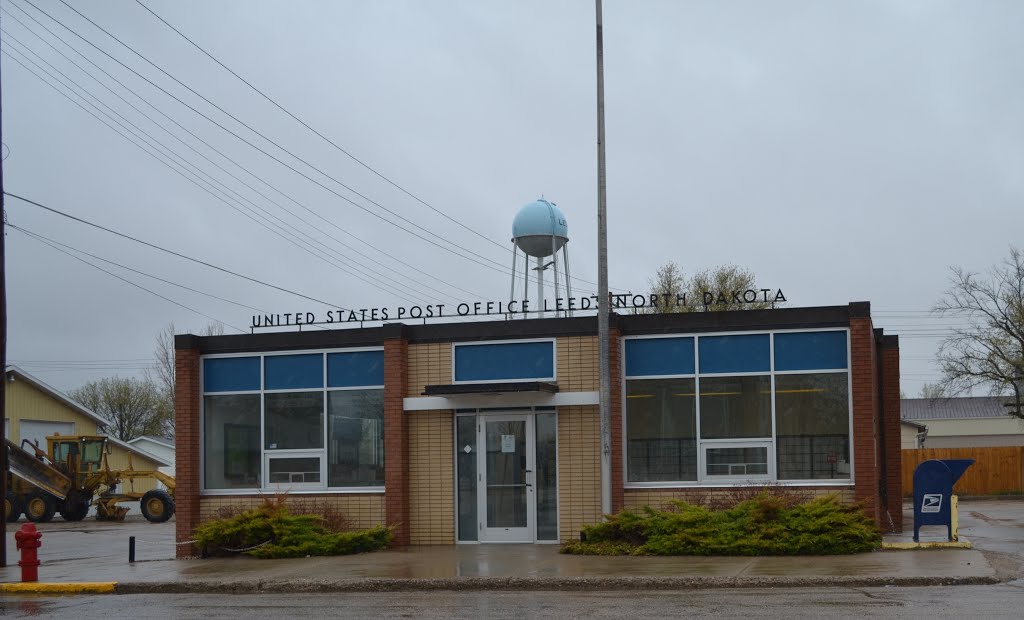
[250,289,787,329]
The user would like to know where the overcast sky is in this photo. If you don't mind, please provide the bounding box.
[2,0,1021,394]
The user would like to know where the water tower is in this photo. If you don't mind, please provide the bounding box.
[510,198,572,318]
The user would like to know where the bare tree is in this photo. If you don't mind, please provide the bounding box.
[934,247,1024,419]
[918,382,947,399]
[643,262,776,313]
[645,261,686,313]
[146,322,225,438]
[69,377,165,441]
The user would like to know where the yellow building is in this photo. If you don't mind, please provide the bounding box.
[4,365,170,500]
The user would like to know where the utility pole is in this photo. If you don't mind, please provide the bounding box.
[1,16,9,567]
[595,0,612,516]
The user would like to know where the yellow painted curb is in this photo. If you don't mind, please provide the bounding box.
[0,582,117,594]
[882,536,972,550]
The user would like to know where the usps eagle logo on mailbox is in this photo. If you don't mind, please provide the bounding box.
[921,494,943,513]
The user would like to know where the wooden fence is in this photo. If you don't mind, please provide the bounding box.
[902,447,1024,496]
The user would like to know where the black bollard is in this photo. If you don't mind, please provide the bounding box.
[129,536,136,563]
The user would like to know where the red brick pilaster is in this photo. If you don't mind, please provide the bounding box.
[174,344,201,558]
[880,335,903,531]
[609,325,624,513]
[383,327,409,545]
[850,312,879,526]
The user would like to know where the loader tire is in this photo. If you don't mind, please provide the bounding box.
[140,489,174,523]
[60,490,91,522]
[25,491,56,523]
[5,491,22,523]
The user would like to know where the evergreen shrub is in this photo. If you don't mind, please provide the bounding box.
[561,494,881,556]
[193,501,392,559]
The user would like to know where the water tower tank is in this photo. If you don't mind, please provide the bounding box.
[512,199,568,258]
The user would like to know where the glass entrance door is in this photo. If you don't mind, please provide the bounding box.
[478,414,535,542]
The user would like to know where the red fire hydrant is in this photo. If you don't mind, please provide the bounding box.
[15,523,42,582]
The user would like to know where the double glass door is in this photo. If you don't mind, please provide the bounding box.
[456,411,558,543]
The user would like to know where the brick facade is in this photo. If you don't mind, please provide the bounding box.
[624,487,858,512]
[199,494,385,529]
[174,346,201,559]
[849,314,880,525]
[384,331,410,545]
[609,326,624,512]
[880,335,903,531]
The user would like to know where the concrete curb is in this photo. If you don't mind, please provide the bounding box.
[114,575,1002,594]
[0,582,117,594]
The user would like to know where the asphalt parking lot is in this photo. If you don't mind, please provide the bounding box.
[3,508,176,566]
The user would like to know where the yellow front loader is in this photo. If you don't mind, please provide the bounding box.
[5,435,175,524]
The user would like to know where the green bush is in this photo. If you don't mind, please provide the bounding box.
[193,503,392,559]
[561,494,881,556]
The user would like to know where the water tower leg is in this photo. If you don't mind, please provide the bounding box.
[552,237,562,317]
[509,246,518,318]
[562,248,573,317]
[536,256,544,318]
[523,256,530,319]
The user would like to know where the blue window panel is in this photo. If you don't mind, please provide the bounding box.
[698,334,770,374]
[328,351,384,387]
[204,357,260,392]
[774,331,848,371]
[624,337,695,377]
[265,354,323,390]
[455,342,554,382]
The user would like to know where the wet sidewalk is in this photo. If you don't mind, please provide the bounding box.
[0,501,1012,593]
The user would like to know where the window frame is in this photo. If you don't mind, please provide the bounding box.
[700,440,774,481]
[200,347,385,496]
[622,328,853,489]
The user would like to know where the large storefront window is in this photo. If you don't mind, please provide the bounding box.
[775,373,850,480]
[625,330,850,486]
[204,393,261,490]
[698,375,771,439]
[626,378,696,482]
[265,392,324,450]
[327,390,385,487]
[201,350,384,493]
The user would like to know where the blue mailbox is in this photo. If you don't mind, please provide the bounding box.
[912,459,974,542]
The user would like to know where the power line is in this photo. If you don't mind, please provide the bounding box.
[132,0,604,292]
[0,25,443,309]
[11,224,247,333]
[2,45,469,325]
[25,0,549,290]
[2,2,485,302]
[132,1,507,250]
[9,223,269,314]
[4,191,349,310]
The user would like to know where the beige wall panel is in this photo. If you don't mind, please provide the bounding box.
[557,405,601,542]
[407,344,453,397]
[408,410,455,544]
[623,487,858,512]
[6,380,101,443]
[556,336,598,392]
[199,494,386,529]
